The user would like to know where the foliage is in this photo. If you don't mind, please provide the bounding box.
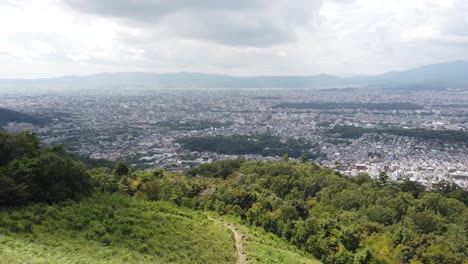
[330,125,468,143]
[0,193,235,264]
[157,120,232,131]
[186,159,244,178]
[0,131,91,205]
[113,161,130,176]
[110,160,468,264]
[66,152,115,169]
[1,132,467,263]
[178,134,319,158]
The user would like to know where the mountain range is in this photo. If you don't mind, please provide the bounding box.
[0,60,467,90]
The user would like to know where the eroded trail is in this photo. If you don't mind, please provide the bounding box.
[207,215,246,264]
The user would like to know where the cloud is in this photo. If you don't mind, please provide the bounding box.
[63,0,322,47]
[1,0,468,78]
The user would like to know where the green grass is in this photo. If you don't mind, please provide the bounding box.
[208,214,321,264]
[0,193,321,264]
[243,228,320,264]
[0,193,235,264]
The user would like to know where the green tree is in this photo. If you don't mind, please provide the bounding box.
[340,228,360,252]
[0,131,91,205]
[114,162,129,176]
[299,154,308,163]
[399,179,425,198]
[377,172,389,186]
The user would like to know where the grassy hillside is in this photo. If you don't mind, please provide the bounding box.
[0,193,235,264]
[208,214,320,264]
[2,132,467,264]
[0,193,321,264]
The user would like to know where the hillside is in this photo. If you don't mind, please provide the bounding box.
[0,107,41,125]
[0,194,320,264]
[1,131,467,264]
[208,214,320,264]
[0,194,235,263]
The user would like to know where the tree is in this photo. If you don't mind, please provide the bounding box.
[354,248,372,264]
[0,173,29,204]
[378,172,389,186]
[340,228,360,252]
[89,167,119,192]
[299,154,308,163]
[114,162,129,176]
[0,131,92,205]
[0,131,40,166]
[335,249,354,264]
[399,179,425,198]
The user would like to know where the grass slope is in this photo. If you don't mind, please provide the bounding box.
[0,193,235,264]
[208,214,321,264]
[0,194,320,264]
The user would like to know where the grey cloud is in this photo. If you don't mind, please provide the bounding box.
[63,0,260,18]
[63,0,321,46]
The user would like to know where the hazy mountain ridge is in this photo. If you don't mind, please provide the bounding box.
[0,60,467,90]
[0,107,42,125]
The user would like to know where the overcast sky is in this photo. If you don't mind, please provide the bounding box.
[0,0,467,78]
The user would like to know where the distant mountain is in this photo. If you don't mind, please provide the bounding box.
[0,107,41,125]
[0,72,348,90]
[0,60,467,90]
[363,60,468,89]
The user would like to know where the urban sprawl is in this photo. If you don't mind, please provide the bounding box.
[2,88,468,189]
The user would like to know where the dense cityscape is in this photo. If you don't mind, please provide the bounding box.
[2,87,468,189]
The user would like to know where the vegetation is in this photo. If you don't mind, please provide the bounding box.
[330,125,468,143]
[0,193,235,263]
[212,213,321,264]
[66,152,116,169]
[273,102,422,110]
[0,131,91,205]
[178,134,320,158]
[0,107,42,125]
[157,120,232,131]
[89,159,467,264]
[1,131,467,263]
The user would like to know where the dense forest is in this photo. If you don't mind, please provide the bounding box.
[1,131,467,263]
[0,131,91,205]
[177,134,320,159]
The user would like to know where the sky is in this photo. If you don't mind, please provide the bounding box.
[0,0,467,78]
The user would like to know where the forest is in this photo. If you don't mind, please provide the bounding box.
[1,131,467,264]
[177,134,320,158]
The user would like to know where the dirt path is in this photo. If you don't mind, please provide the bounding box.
[207,215,246,264]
